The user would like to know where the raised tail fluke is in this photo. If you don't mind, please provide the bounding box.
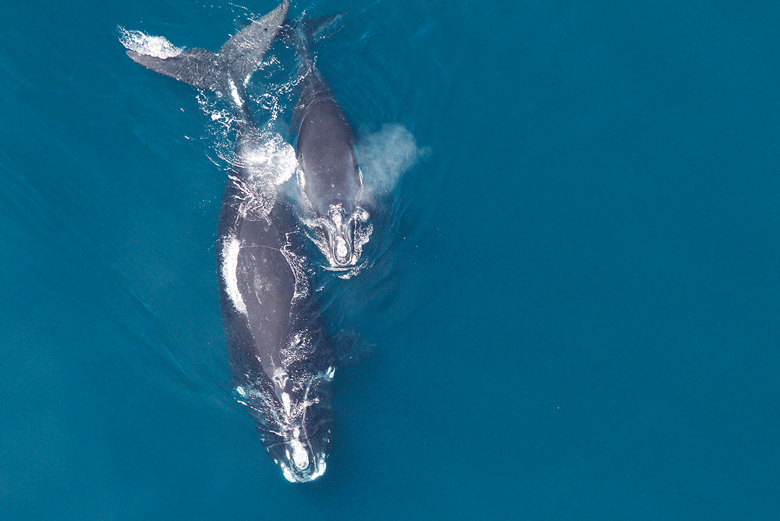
[126,1,289,109]
[218,1,289,89]
[126,48,222,91]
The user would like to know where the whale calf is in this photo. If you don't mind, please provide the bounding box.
[290,19,371,268]
[125,1,335,482]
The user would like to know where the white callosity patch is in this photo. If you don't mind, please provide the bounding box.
[289,429,310,470]
[236,369,325,440]
[301,210,373,278]
[335,236,348,259]
[118,27,183,58]
[220,234,247,315]
[273,368,289,389]
[235,369,330,483]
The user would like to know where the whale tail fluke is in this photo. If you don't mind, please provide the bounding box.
[217,1,289,89]
[126,48,222,91]
[126,1,289,108]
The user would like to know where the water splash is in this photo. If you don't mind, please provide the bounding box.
[239,133,298,186]
[226,132,298,222]
[118,27,183,59]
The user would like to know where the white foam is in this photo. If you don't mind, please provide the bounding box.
[239,133,298,186]
[118,27,183,59]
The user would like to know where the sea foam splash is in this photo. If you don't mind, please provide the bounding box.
[238,132,298,187]
[228,132,298,221]
[118,27,183,59]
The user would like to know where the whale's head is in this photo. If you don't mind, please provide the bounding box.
[269,423,330,483]
[296,157,371,268]
[240,366,335,483]
[316,202,370,268]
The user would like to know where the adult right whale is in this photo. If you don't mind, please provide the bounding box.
[125,1,335,483]
[290,19,371,268]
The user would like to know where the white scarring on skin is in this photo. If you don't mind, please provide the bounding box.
[221,234,247,315]
[290,428,309,470]
[118,27,183,59]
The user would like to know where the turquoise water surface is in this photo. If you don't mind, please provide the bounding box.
[1,1,779,519]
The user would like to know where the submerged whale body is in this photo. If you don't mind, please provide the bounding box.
[125,1,336,482]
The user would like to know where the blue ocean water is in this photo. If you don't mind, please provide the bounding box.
[2,0,779,519]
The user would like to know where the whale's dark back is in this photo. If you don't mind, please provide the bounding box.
[293,56,363,216]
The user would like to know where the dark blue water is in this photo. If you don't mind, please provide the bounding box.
[2,1,779,519]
